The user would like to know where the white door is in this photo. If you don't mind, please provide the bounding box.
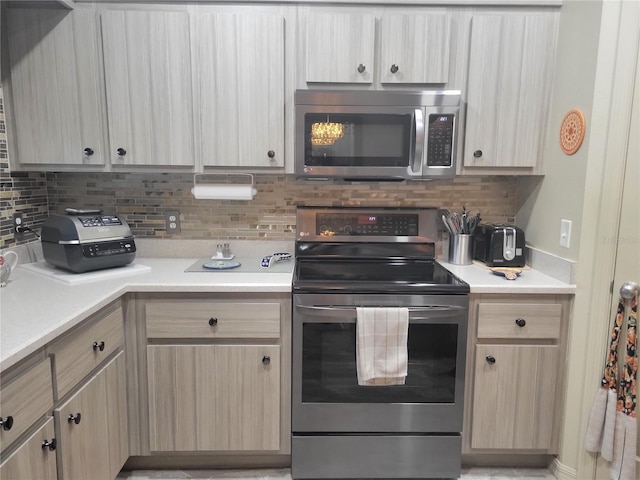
[594,30,640,479]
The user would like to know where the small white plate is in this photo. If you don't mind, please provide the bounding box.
[202,260,241,270]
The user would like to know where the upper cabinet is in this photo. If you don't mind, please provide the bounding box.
[6,7,105,167]
[4,3,559,175]
[379,14,450,84]
[304,11,450,85]
[305,13,376,84]
[194,13,285,168]
[101,10,195,167]
[463,14,558,170]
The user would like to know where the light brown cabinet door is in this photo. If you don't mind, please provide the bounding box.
[147,344,280,452]
[0,359,53,452]
[464,14,557,169]
[379,14,450,84]
[471,344,558,450]
[305,13,375,83]
[0,417,57,480]
[55,352,128,480]
[6,7,104,167]
[101,10,194,167]
[195,13,285,168]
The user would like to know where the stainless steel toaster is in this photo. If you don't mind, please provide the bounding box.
[473,224,526,267]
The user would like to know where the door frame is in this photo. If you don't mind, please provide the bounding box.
[566,1,640,479]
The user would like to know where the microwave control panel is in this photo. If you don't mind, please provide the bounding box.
[426,114,455,167]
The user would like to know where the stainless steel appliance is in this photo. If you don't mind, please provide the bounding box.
[473,224,526,267]
[292,207,469,479]
[41,209,136,273]
[295,90,460,181]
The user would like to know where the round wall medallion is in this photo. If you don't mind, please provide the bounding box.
[560,109,586,155]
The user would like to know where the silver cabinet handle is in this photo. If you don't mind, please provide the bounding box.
[357,64,366,73]
[390,64,399,73]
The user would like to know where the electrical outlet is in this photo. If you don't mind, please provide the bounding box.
[560,219,572,248]
[13,213,24,239]
[165,210,181,233]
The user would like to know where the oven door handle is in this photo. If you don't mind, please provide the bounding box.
[295,305,464,322]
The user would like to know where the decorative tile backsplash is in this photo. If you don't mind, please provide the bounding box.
[46,172,517,241]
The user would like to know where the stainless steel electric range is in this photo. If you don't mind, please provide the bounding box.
[291,206,469,480]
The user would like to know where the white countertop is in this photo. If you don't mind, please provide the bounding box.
[440,260,577,295]
[0,257,293,372]
[0,256,575,372]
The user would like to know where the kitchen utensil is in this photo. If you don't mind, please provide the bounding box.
[0,250,19,287]
[442,215,454,235]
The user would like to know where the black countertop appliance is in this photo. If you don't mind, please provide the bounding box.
[473,223,526,267]
[41,209,136,273]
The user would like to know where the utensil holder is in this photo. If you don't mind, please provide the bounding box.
[448,234,473,265]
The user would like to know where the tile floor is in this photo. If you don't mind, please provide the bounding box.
[117,467,556,480]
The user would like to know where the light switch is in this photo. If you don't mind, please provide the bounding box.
[560,219,571,248]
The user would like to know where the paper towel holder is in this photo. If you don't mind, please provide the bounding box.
[191,173,257,200]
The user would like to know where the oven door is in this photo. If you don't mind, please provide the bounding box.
[292,293,468,434]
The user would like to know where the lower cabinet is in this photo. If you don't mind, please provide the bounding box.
[55,352,128,480]
[0,417,57,480]
[471,344,559,450]
[140,295,291,456]
[464,295,571,455]
[147,344,281,452]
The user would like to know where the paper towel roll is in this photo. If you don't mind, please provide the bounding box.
[191,184,257,200]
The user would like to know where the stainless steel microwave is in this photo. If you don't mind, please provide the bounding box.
[295,90,460,181]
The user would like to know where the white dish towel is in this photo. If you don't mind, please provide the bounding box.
[356,307,409,386]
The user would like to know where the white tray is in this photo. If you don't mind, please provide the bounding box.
[21,262,151,285]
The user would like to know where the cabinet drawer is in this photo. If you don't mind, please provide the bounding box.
[0,359,53,452]
[146,302,281,339]
[0,417,57,480]
[50,304,124,398]
[477,303,562,339]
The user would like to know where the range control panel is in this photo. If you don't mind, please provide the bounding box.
[316,213,419,236]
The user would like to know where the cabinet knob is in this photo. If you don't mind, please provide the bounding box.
[208,317,218,327]
[473,150,483,158]
[83,147,94,156]
[390,64,399,74]
[42,439,57,451]
[515,318,526,327]
[116,148,127,157]
[68,413,82,425]
[93,341,105,351]
[267,150,276,159]
[357,64,366,74]
[0,416,14,431]
[262,355,271,365]
[485,355,496,365]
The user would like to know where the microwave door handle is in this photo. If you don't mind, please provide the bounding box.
[410,108,425,174]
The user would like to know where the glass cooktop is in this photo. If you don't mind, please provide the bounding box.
[293,258,469,294]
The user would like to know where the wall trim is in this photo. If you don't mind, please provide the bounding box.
[549,458,577,480]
